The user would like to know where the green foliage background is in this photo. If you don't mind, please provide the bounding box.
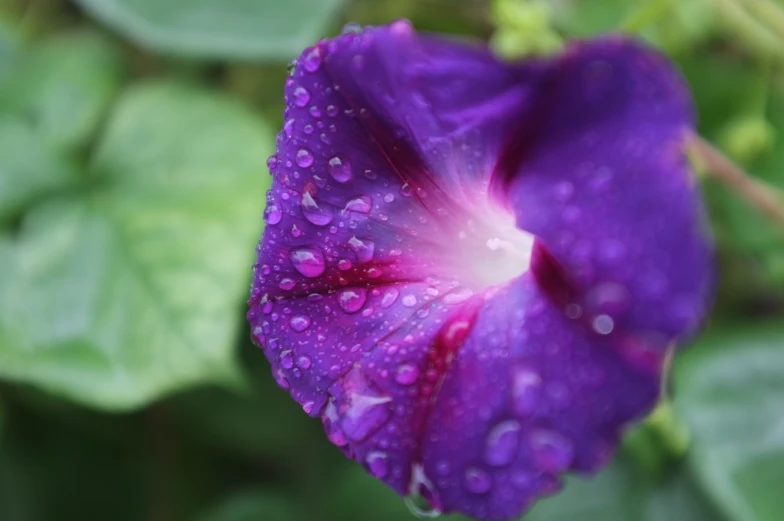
[0,0,782,520]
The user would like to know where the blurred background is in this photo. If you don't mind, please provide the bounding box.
[0,0,782,520]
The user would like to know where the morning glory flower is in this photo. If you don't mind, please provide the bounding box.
[247,20,713,521]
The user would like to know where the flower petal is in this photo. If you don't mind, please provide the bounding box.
[496,37,714,355]
[420,274,659,520]
[249,22,714,521]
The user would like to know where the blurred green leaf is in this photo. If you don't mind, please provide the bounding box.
[0,32,124,149]
[527,456,722,521]
[73,0,345,60]
[679,52,784,295]
[675,323,784,521]
[0,119,77,223]
[194,491,300,521]
[0,82,272,409]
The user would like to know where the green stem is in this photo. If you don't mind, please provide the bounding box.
[621,0,676,32]
[743,0,784,38]
[714,0,784,60]
[688,133,784,232]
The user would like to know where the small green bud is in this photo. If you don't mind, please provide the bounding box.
[719,116,776,162]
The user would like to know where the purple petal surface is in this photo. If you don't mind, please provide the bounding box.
[247,21,713,521]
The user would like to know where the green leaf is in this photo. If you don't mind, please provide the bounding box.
[0,32,124,149]
[194,491,299,521]
[0,118,77,223]
[73,0,345,60]
[0,82,272,409]
[525,456,722,521]
[675,324,784,521]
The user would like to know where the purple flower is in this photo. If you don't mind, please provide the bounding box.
[247,20,713,521]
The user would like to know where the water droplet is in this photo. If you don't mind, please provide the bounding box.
[293,86,311,107]
[367,267,382,278]
[290,247,325,278]
[348,236,374,262]
[383,193,395,203]
[443,287,473,305]
[400,183,412,196]
[530,430,574,473]
[328,155,352,182]
[326,104,338,117]
[338,288,367,313]
[297,356,312,369]
[290,315,311,332]
[405,464,441,518]
[290,224,302,237]
[296,148,314,167]
[323,399,348,447]
[402,294,417,307]
[279,278,296,290]
[303,47,322,72]
[365,451,389,478]
[341,22,362,34]
[554,181,574,202]
[301,192,333,226]
[337,366,392,441]
[338,258,352,271]
[512,367,541,415]
[484,421,521,467]
[380,288,399,308]
[345,195,372,214]
[592,314,614,335]
[280,350,294,369]
[395,364,419,386]
[264,204,282,225]
[464,467,492,494]
[284,119,295,137]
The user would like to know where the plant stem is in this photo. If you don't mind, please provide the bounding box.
[621,0,676,32]
[687,133,784,231]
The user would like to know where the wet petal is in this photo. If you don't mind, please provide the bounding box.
[420,274,659,520]
[497,38,713,358]
[248,22,714,521]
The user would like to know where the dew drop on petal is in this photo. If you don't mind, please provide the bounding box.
[301,192,333,226]
[405,464,442,519]
[395,364,419,386]
[345,195,372,214]
[443,287,474,305]
[592,314,615,335]
[323,399,348,447]
[297,355,312,369]
[264,204,282,225]
[303,47,322,72]
[289,315,311,332]
[293,86,311,107]
[338,288,367,313]
[348,236,375,262]
[338,259,352,271]
[337,366,392,441]
[327,155,353,182]
[464,467,492,494]
[530,430,574,473]
[279,278,296,290]
[280,350,294,369]
[512,367,541,415]
[365,451,389,478]
[380,287,399,308]
[290,247,325,277]
[484,420,521,467]
[402,294,417,307]
[296,148,314,167]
